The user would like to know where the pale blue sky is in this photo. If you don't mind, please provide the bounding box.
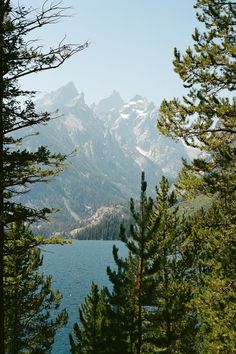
[20,0,197,105]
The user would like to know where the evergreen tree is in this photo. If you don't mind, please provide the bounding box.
[73,173,156,354]
[158,0,236,199]
[157,1,236,352]
[117,172,157,354]
[106,248,138,354]
[4,222,68,354]
[69,282,111,354]
[106,174,196,353]
[183,200,236,353]
[73,174,199,353]
[149,177,197,353]
[0,1,87,352]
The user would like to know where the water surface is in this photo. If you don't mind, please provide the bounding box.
[41,240,127,354]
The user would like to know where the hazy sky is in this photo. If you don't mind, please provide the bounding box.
[20,0,198,105]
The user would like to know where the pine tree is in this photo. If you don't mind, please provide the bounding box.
[0,2,87,352]
[69,282,112,354]
[157,1,236,352]
[149,177,197,353]
[158,0,236,199]
[106,248,138,354]
[118,172,157,354]
[106,174,195,353]
[4,222,68,353]
[73,174,199,353]
[82,172,156,354]
[183,200,236,353]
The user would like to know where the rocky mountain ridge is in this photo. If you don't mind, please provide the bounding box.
[19,83,191,238]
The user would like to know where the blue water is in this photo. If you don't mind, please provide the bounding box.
[41,240,127,354]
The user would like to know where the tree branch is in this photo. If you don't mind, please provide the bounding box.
[7,41,89,81]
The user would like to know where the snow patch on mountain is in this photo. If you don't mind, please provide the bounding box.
[120,113,129,120]
[22,83,193,236]
[64,114,85,132]
[136,146,151,158]
[63,197,81,222]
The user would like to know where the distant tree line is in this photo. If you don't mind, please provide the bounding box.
[72,211,131,240]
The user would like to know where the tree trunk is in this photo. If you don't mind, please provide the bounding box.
[0,2,5,352]
[0,27,5,354]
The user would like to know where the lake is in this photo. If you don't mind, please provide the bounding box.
[41,240,127,354]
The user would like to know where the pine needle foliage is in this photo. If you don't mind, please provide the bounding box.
[106,174,196,353]
[69,282,112,354]
[4,222,68,354]
[157,1,236,352]
[158,0,236,199]
[0,2,87,352]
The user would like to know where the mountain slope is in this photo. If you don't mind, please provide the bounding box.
[18,83,189,237]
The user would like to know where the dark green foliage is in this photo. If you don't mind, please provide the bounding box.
[4,222,68,354]
[105,174,196,353]
[146,177,197,353]
[71,173,161,354]
[73,174,226,353]
[0,2,87,352]
[157,1,236,352]
[69,282,112,354]
[71,205,131,240]
[106,249,138,354]
[158,0,236,199]
[116,172,158,354]
[0,0,86,227]
[182,199,236,353]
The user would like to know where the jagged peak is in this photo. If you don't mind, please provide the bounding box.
[68,92,86,107]
[110,90,123,100]
[129,94,146,102]
[39,82,79,108]
[95,90,124,115]
[54,82,78,100]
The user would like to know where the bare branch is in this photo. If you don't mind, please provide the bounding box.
[11,0,72,36]
[7,41,89,81]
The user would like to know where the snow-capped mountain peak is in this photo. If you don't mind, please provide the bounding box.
[37,82,80,110]
[23,83,191,236]
[94,90,124,116]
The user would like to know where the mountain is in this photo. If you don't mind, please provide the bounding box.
[93,90,124,118]
[18,83,190,238]
[68,204,131,240]
[97,94,187,179]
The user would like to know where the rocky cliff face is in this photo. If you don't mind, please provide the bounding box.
[18,83,190,237]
